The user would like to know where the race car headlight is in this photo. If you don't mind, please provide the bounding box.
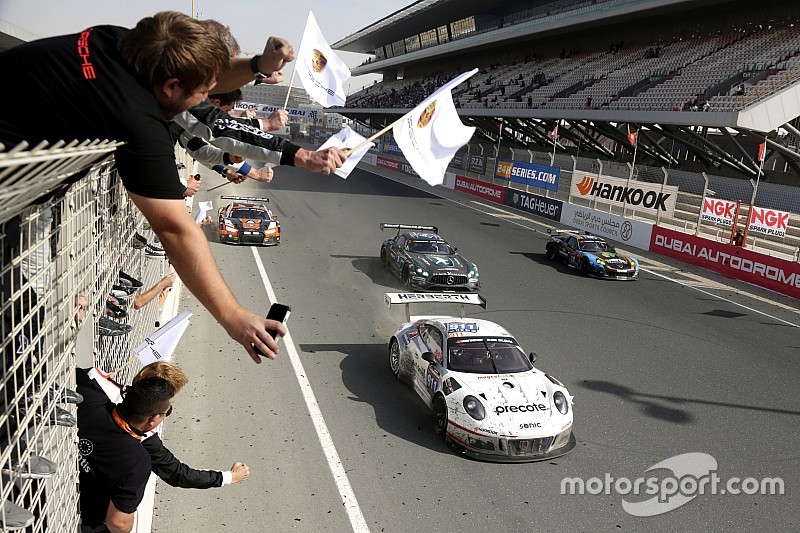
[267,222,277,230]
[596,258,606,265]
[224,222,238,232]
[553,391,569,415]
[463,395,485,421]
[468,266,479,281]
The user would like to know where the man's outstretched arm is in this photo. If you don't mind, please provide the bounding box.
[126,192,286,363]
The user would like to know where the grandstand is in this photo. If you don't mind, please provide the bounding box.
[334,0,800,187]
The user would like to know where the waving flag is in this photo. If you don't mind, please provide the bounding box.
[296,11,351,107]
[628,131,639,146]
[550,124,559,140]
[133,311,192,365]
[317,126,374,179]
[757,141,766,162]
[392,69,478,186]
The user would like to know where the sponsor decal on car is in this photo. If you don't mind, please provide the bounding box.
[495,403,549,415]
[447,323,478,332]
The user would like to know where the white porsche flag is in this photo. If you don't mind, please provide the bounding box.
[133,310,192,365]
[317,126,374,179]
[194,200,213,224]
[296,11,350,107]
[392,69,478,186]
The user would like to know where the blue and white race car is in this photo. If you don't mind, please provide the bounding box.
[386,293,576,462]
[545,230,639,280]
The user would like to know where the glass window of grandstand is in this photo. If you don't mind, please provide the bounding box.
[391,40,405,57]
[437,25,449,43]
[374,47,385,61]
[384,45,393,59]
[420,29,437,49]
[404,35,421,53]
[450,17,475,40]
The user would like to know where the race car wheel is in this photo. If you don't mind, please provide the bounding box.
[380,248,388,267]
[401,264,411,287]
[579,257,590,276]
[545,246,556,261]
[433,394,449,438]
[389,338,401,379]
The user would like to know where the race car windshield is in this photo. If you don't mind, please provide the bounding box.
[408,240,452,254]
[447,339,532,374]
[580,240,612,252]
[231,209,267,219]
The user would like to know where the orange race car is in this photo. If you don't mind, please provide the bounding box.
[217,196,281,246]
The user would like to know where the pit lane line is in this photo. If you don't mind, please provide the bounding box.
[250,246,370,533]
[368,169,799,327]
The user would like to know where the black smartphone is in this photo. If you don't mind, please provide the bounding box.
[254,303,291,357]
[266,303,291,339]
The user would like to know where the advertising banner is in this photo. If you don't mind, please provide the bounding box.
[700,198,737,226]
[650,226,800,298]
[454,175,505,204]
[377,156,400,172]
[442,171,456,190]
[504,189,562,222]
[495,159,560,192]
[560,203,654,251]
[748,206,790,238]
[452,153,487,174]
[385,141,403,156]
[570,173,678,218]
[235,101,319,120]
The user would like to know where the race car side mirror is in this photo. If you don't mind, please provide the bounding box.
[529,352,538,363]
[421,351,437,364]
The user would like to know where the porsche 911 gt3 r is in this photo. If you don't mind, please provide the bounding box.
[386,293,576,462]
[218,196,281,246]
[379,224,480,292]
[545,230,638,279]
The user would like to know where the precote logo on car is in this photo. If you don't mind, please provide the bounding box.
[495,403,549,415]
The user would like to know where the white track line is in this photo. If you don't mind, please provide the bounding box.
[251,247,370,532]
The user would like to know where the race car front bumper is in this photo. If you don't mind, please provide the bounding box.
[448,427,576,463]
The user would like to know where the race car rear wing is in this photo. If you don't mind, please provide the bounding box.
[221,195,270,203]
[380,223,438,234]
[385,292,486,322]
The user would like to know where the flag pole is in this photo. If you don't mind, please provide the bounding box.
[347,113,407,154]
[745,134,769,245]
[208,181,231,192]
[283,68,297,110]
[496,119,503,157]
[551,121,558,166]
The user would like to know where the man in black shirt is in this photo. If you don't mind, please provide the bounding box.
[77,368,174,533]
[0,12,346,363]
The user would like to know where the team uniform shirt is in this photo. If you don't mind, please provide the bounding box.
[0,26,185,199]
[76,368,151,529]
[86,367,226,489]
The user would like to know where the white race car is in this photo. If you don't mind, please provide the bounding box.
[386,293,576,462]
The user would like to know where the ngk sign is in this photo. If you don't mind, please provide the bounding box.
[570,173,678,218]
[700,198,737,226]
[748,206,790,238]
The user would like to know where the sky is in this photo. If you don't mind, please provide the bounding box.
[0,0,411,93]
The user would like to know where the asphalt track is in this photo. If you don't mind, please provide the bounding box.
[153,161,800,533]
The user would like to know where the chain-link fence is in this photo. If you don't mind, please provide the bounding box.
[0,143,189,531]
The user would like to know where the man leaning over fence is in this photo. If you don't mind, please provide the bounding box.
[0,11,346,363]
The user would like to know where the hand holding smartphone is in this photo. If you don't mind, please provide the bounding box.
[254,303,291,357]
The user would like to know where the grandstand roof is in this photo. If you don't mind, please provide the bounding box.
[334,0,800,184]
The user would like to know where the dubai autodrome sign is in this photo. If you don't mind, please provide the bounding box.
[571,173,678,218]
[650,226,800,298]
[454,175,505,204]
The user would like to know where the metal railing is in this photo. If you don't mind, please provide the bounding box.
[0,142,188,531]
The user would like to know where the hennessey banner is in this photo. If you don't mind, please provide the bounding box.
[570,173,678,218]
